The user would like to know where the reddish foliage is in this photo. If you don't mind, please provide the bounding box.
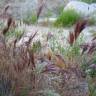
[74,20,87,40]
[2,17,13,35]
[68,20,87,45]
[28,49,35,68]
[68,32,75,45]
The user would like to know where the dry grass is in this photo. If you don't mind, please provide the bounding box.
[0,17,95,96]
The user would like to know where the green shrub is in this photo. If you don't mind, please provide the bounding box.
[54,9,81,27]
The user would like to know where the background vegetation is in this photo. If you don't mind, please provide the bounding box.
[80,0,96,3]
[54,9,81,27]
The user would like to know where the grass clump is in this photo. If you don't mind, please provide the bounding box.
[54,9,81,27]
[5,27,24,40]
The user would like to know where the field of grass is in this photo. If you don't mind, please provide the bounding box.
[0,3,96,95]
[0,17,95,96]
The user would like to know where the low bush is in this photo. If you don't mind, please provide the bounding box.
[54,9,81,27]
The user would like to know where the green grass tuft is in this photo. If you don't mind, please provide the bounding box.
[54,9,81,27]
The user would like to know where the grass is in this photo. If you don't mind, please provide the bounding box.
[87,76,96,96]
[0,17,96,96]
[5,26,24,40]
[54,9,81,27]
